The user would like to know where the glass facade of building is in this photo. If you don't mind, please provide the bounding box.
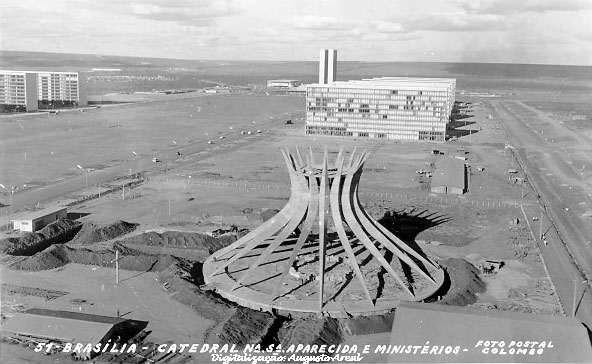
[306,78,456,142]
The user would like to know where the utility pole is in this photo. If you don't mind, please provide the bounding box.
[168,195,171,217]
[539,210,543,239]
[116,250,119,283]
[573,279,577,317]
[110,250,123,284]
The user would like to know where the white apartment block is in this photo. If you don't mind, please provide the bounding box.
[37,72,79,102]
[0,70,86,112]
[0,71,38,112]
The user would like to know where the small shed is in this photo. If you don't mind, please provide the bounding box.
[1,308,148,360]
[431,157,468,195]
[12,206,68,232]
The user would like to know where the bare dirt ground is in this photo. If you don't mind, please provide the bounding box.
[0,89,584,362]
[0,92,304,216]
[485,96,592,327]
[0,263,214,363]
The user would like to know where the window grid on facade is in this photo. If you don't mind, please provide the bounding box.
[305,77,455,142]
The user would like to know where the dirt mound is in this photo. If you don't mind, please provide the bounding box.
[121,231,233,254]
[39,219,82,239]
[0,219,81,256]
[339,313,395,335]
[215,233,243,247]
[12,244,176,272]
[278,317,343,348]
[157,261,234,323]
[437,258,486,306]
[209,308,275,347]
[69,220,138,245]
[11,244,70,271]
[260,209,280,222]
[242,208,280,224]
[157,260,276,348]
[68,245,175,272]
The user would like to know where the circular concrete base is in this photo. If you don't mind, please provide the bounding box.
[203,244,445,318]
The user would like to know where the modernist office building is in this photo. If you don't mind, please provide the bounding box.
[306,51,456,142]
[0,70,86,112]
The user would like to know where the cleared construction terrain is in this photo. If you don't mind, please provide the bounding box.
[1,58,590,363]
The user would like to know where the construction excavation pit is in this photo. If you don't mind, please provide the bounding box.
[203,147,445,317]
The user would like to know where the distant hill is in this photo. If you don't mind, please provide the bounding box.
[0,50,199,71]
[1,50,589,86]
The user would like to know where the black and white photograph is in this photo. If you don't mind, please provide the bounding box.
[0,0,591,363]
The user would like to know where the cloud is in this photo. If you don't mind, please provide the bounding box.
[360,32,421,42]
[1,0,590,65]
[126,0,239,26]
[460,0,590,15]
[576,32,592,42]
[403,12,509,32]
[375,22,406,34]
[295,15,352,30]
[293,16,417,44]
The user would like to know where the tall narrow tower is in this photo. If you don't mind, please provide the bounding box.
[327,49,337,83]
[319,49,337,84]
[319,49,328,84]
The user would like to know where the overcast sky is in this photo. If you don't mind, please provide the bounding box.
[1,0,591,65]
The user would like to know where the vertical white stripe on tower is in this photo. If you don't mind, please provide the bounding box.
[328,49,337,83]
[319,49,328,84]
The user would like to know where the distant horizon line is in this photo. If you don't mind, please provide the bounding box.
[1,49,591,68]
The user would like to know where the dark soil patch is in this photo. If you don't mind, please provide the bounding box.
[1,284,69,300]
[118,230,238,261]
[207,307,275,347]
[435,258,486,306]
[157,259,234,322]
[11,243,175,272]
[339,313,395,335]
[278,317,343,348]
[157,259,277,348]
[69,220,138,245]
[0,219,81,256]
[10,244,70,271]
[260,209,280,222]
[121,231,231,253]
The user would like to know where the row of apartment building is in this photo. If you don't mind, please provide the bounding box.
[0,70,87,112]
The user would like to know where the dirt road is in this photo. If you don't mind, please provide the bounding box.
[490,99,592,328]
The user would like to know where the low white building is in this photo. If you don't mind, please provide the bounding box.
[267,79,302,88]
[12,206,67,232]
